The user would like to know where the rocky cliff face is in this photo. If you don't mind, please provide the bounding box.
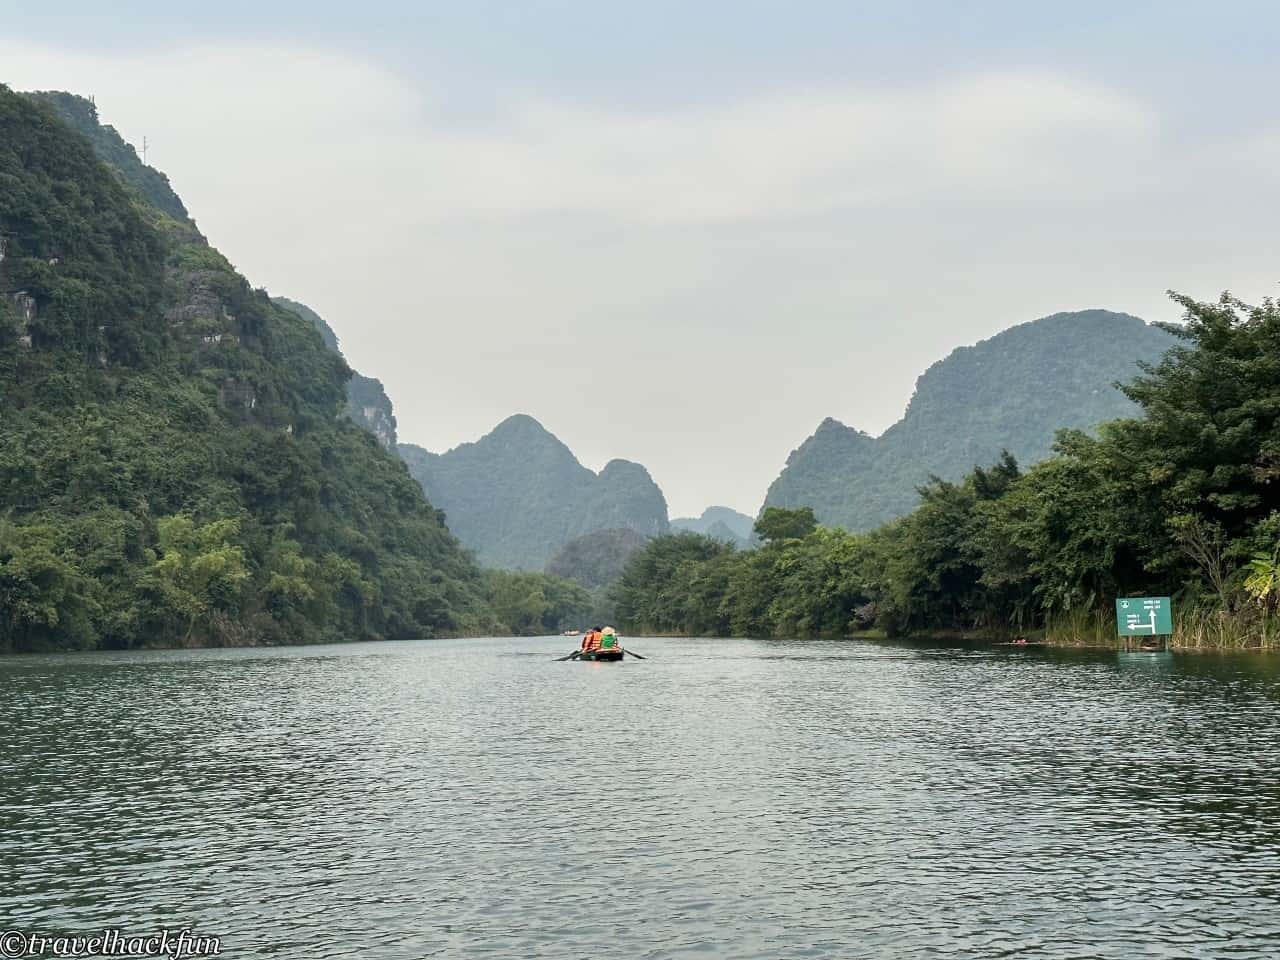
[273,297,398,449]
[401,414,670,569]
[762,310,1179,531]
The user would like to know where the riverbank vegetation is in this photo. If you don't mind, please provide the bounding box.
[613,292,1280,650]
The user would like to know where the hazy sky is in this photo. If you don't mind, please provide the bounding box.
[5,2,1280,516]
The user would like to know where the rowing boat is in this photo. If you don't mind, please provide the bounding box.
[576,648,624,662]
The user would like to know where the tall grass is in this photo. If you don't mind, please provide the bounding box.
[1043,609,1113,647]
[1045,606,1280,651]
[1172,606,1279,651]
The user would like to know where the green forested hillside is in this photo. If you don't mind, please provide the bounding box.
[764,310,1178,530]
[401,414,669,570]
[25,90,191,224]
[0,87,498,651]
[274,297,398,449]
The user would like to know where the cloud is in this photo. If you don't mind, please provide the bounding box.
[427,72,1156,223]
[3,41,1158,226]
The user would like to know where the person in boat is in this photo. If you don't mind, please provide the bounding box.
[581,626,603,652]
[599,626,619,651]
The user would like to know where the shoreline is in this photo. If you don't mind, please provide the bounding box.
[6,625,1277,658]
[0,628,528,658]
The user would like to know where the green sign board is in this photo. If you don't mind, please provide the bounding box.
[1115,597,1173,636]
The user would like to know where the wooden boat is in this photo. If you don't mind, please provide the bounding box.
[577,647,624,662]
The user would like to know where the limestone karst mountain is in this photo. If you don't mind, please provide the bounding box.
[401,415,669,570]
[763,310,1178,530]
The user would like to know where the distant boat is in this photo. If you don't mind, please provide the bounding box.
[562,629,580,637]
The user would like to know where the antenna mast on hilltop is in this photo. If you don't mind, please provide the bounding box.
[142,136,149,165]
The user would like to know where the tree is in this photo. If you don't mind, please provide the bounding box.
[1170,514,1234,606]
[1242,515,1280,612]
[483,570,592,635]
[611,532,733,633]
[143,515,249,642]
[1244,550,1280,611]
[763,526,870,637]
[754,507,817,544]
[1120,293,1280,559]
[0,523,98,652]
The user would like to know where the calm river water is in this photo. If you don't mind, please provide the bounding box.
[2,636,1279,958]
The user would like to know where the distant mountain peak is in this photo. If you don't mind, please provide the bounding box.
[813,417,874,441]
[492,412,548,435]
[598,458,653,479]
[480,414,577,455]
[671,505,755,544]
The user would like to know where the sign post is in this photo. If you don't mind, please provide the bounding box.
[1115,597,1173,638]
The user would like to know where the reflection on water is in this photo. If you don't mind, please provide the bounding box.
[1116,650,1175,671]
[2,637,1279,958]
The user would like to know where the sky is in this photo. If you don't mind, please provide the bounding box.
[4,1,1280,517]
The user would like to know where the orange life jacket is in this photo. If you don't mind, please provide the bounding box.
[582,631,601,651]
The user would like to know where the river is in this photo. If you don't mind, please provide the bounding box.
[2,636,1279,958]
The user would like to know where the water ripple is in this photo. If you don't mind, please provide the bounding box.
[2,637,1279,958]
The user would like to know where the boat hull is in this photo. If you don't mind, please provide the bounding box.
[577,649,624,662]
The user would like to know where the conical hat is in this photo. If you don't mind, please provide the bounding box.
[603,626,616,635]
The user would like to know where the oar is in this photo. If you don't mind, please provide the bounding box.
[553,650,580,662]
[622,648,647,660]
